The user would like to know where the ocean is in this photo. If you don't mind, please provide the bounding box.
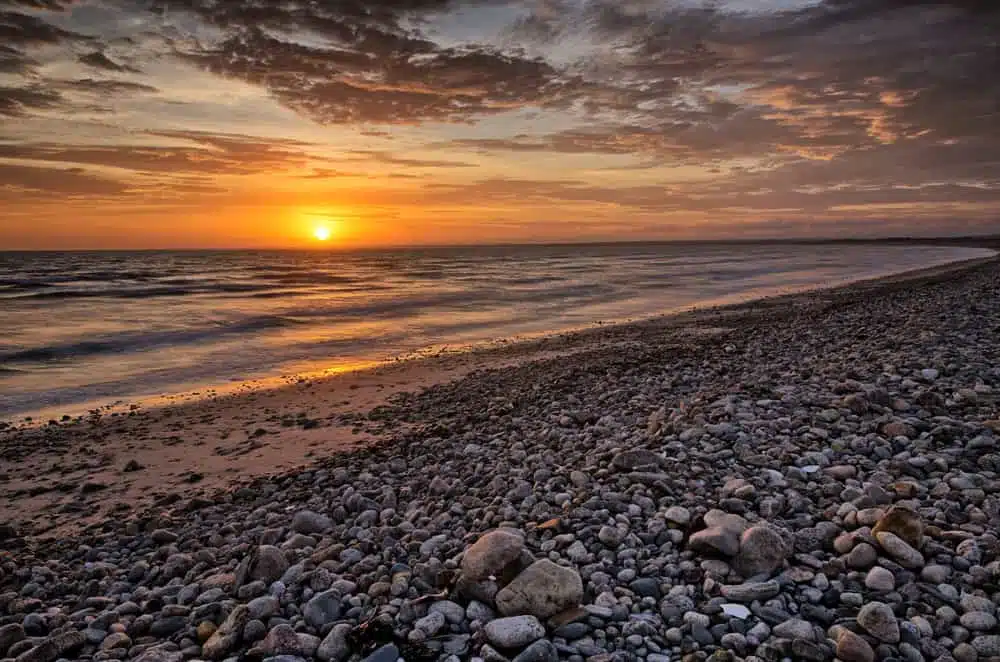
[0,242,993,420]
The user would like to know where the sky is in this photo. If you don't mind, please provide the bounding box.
[0,0,998,249]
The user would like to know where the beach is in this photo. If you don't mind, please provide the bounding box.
[2,251,1000,662]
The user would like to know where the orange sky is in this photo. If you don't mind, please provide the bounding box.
[1,0,998,249]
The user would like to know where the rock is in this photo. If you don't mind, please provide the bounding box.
[664,506,691,526]
[414,611,446,637]
[611,450,662,471]
[857,602,900,643]
[972,636,1000,657]
[238,545,289,586]
[291,510,332,534]
[100,633,131,650]
[773,618,816,641]
[872,506,923,549]
[721,604,751,619]
[303,590,342,629]
[0,624,26,656]
[361,644,399,662]
[846,542,878,569]
[317,624,352,662]
[864,566,895,591]
[261,624,303,656]
[13,630,85,662]
[132,647,184,662]
[719,580,780,602]
[483,616,546,649]
[495,560,583,619]
[960,612,998,632]
[836,629,875,662]
[597,525,625,548]
[430,600,467,624]
[735,525,788,576]
[690,510,748,556]
[202,605,249,660]
[512,639,558,662]
[875,532,924,568]
[461,530,525,581]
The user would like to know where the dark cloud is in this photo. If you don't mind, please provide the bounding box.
[78,51,141,73]
[57,78,159,95]
[350,150,477,168]
[0,163,128,197]
[0,84,62,116]
[0,44,36,74]
[0,8,86,45]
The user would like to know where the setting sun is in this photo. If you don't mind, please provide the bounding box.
[313,225,333,242]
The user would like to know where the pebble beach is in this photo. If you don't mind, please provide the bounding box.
[2,253,1000,662]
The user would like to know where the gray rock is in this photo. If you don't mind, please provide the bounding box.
[243,545,289,586]
[961,612,998,632]
[864,566,895,592]
[11,630,85,662]
[202,605,249,660]
[836,629,875,662]
[611,450,662,471]
[720,580,780,602]
[773,618,817,641]
[846,543,878,569]
[291,509,332,534]
[664,506,691,526]
[414,611,446,637]
[857,602,900,643]
[495,560,583,619]
[361,644,399,662]
[0,624,26,657]
[317,624,352,662]
[483,616,546,649]
[972,636,1000,657]
[875,532,924,568]
[461,530,525,581]
[735,525,789,576]
[303,590,342,630]
[261,624,303,656]
[512,639,558,662]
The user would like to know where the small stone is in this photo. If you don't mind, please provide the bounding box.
[12,631,85,662]
[414,611,446,637]
[735,525,788,576]
[836,629,875,662]
[773,618,816,641]
[317,624,352,662]
[972,636,1000,657]
[261,624,303,656]
[953,642,978,662]
[483,616,546,649]
[721,604,751,619]
[719,580,780,602]
[202,605,249,660]
[960,612,998,632]
[361,644,399,662]
[597,525,625,548]
[244,545,289,585]
[291,510,332,534]
[461,530,525,581]
[611,450,662,471]
[875,532,924,568]
[857,601,900,643]
[665,506,691,526]
[512,639,558,662]
[864,566,895,591]
[846,542,878,569]
[303,590,342,630]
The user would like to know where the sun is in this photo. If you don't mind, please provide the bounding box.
[312,225,333,242]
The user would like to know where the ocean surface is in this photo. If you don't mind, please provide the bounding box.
[0,243,993,419]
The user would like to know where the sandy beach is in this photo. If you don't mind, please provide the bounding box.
[1,250,999,662]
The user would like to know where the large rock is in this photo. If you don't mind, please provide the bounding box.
[461,530,525,581]
[291,510,332,534]
[857,602,900,643]
[735,525,788,576]
[236,545,289,587]
[483,616,546,649]
[689,510,748,557]
[495,560,583,619]
[871,506,923,549]
[260,624,303,656]
[13,631,85,662]
[202,605,249,660]
[719,581,780,602]
[0,624,26,657]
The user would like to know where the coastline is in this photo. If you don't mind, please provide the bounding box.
[1,251,997,539]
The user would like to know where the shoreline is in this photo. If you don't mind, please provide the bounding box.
[3,247,995,428]
[1,252,997,540]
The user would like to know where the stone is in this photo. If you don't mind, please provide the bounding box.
[597,525,625,548]
[864,566,895,591]
[972,636,1000,657]
[960,612,998,631]
[12,631,85,662]
[512,639,558,662]
[461,530,525,581]
[719,580,780,602]
[836,629,875,662]
[857,602,900,643]
[735,525,788,576]
[361,644,399,662]
[773,618,816,641]
[261,624,303,656]
[240,545,289,586]
[414,611,446,637]
[665,506,691,526]
[317,624,352,662]
[845,542,878,568]
[611,450,662,471]
[100,633,132,650]
[495,560,583,619]
[872,506,923,549]
[0,624,26,656]
[132,648,184,662]
[202,605,249,660]
[291,510,332,534]
[721,604,751,619]
[483,616,546,649]
[875,532,924,568]
[303,590,342,629]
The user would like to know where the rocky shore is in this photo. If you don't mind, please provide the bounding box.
[2,256,1000,662]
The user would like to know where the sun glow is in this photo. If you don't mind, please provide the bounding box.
[313,225,333,241]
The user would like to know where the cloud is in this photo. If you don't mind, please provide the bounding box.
[0,163,128,197]
[78,51,141,73]
[0,84,62,116]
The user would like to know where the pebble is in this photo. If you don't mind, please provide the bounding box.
[483,616,546,649]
